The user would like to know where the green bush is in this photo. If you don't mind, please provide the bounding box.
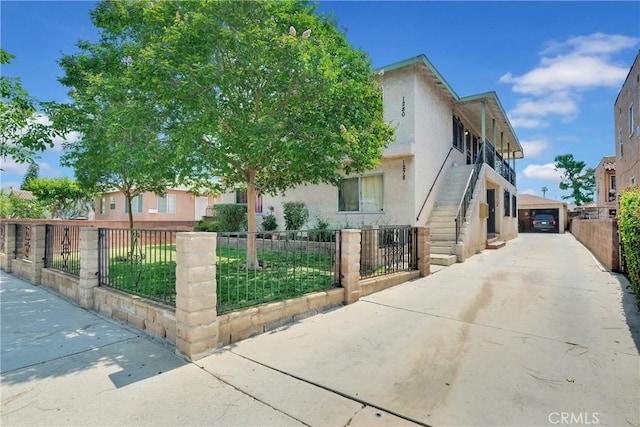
[619,186,640,306]
[309,214,334,242]
[213,204,247,232]
[194,220,219,232]
[261,213,278,231]
[282,201,309,231]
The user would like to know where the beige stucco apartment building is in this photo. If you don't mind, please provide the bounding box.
[614,50,640,191]
[223,54,524,263]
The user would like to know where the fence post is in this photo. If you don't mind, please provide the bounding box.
[175,232,218,361]
[30,224,46,285]
[78,227,99,309]
[1,223,16,272]
[417,226,431,277]
[340,229,361,304]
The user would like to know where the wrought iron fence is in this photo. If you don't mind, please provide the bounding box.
[360,226,418,279]
[0,223,6,254]
[216,229,340,314]
[14,223,30,260]
[98,228,178,305]
[45,224,81,276]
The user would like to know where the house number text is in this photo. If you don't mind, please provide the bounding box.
[402,96,406,117]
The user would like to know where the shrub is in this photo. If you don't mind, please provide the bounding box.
[309,214,334,242]
[213,204,247,232]
[282,201,309,231]
[261,213,278,231]
[194,220,219,232]
[619,185,640,306]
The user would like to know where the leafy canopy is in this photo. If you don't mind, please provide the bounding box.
[554,154,595,205]
[0,48,61,165]
[22,177,94,219]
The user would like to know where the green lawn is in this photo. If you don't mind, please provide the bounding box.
[103,243,337,311]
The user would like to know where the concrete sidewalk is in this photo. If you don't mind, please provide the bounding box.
[2,233,639,426]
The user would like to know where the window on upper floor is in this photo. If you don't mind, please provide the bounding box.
[619,129,624,158]
[609,175,616,202]
[630,104,635,136]
[109,196,116,210]
[338,175,384,212]
[157,194,176,214]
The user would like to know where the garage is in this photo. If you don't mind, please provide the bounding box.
[517,194,567,234]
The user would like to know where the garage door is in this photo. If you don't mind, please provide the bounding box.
[518,208,560,233]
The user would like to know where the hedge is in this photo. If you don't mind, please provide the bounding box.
[619,185,640,307]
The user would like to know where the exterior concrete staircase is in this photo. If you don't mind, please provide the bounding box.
[427,165,474,266]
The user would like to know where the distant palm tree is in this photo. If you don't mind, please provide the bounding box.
[541,186,548,198]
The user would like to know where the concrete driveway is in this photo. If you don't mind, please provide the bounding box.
[2,232,639,426]
[201,233,640,426]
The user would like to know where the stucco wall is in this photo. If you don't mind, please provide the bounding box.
[95,190,218,222]
[570,218,619,271]
[614,53,640,190]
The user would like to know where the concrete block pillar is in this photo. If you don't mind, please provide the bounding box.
[1,223,16,272]
[175,232,218,361]
[416,226,431,277]
[78,227,99,308]
[29,224,46,285]
[340,229,361,304]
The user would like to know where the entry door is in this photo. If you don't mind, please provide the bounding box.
[487,189,496,234]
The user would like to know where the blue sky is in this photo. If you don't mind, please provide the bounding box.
[1,1,639,203]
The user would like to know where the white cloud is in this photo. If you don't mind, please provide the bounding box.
[522,163,563,181]
[500,32,638,129]
[519,138,549,158]
[0,158,29,175]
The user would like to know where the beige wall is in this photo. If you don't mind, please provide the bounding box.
[570,218,619,272]
[95,189,218,222]
[595,157,617,212]
[614,52,640,191]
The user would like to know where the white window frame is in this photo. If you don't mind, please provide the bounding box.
[629,104,634,136]
[619,128,624,158]
[157,194,177,214]
[125,195,143,214]
[99,198,105,215]
[109,196,116,210]
[337,174,384,213]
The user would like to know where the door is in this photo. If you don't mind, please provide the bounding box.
[487,189,496,234]
[195,197,209,220]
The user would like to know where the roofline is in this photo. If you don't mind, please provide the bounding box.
[614,49,640,106]
[377,54,460,100]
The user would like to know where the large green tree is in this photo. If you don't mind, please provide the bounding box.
[23,177,94,218]
[1,48,61,165]
[92,0,394,266]
[554,154,595,206]
[47,29,177,228]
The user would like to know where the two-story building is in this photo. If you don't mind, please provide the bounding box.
[614,50,640,191]
[221,54,524,264]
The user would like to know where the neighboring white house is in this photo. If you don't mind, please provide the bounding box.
[221,54,524,264]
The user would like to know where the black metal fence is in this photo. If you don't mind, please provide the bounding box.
[98,228,178,305]
[216,229,340,314]
[45,224,81,276]
[14,223,29,260]
[360,226,418,279]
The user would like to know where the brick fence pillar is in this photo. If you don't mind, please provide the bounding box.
[1,223,16,272]
[30,224,46,285]
[417,226,431,277]
[340,229,361,304]
[175,232,218,361]
[78,227,99,308]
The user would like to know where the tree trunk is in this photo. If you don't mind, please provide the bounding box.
[246,168,258,269]
[126,194,134,229]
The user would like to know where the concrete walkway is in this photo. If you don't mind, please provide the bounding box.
[2,233,639,426]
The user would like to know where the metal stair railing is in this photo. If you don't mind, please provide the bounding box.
[416,147,454,222]
[454,144,484,243]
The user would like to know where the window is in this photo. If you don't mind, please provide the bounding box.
[619,129,624,158]
[629,104,634,136]
[512,195,517,218]
[504,190,510,217]
[99,198,105,215]
[125,195,143,213]
[235,190,263,213]
[157,194,176,213]
[338,175,384,212]
[109,196,116,210]
[452,116,464,152]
